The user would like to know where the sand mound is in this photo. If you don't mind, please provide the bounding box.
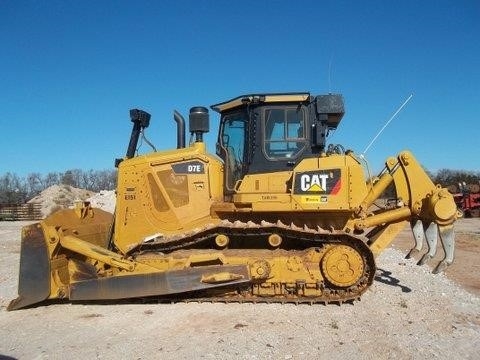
[86,190,116,214]
[27,184,95,218]
[27,185,117,218]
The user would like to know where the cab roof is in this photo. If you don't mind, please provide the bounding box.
[210,92,311,113]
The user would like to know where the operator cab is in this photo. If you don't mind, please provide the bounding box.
[211,93,344,192]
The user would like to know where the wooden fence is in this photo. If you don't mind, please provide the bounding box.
[0,203,43,221]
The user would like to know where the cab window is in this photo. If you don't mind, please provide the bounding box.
[264,106,307,160]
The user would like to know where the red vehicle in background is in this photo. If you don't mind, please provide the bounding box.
[449,183,480,218]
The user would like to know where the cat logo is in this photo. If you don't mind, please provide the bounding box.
[293,169,341,195]
[300,174,329,192]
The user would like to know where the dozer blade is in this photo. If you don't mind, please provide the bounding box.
[8,205,114,311]
[8,224,51,311]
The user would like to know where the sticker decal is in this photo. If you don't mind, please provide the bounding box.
[124,187,136,200]
[171,161,205,174]
[293,169,341,195]
[300,195,329,204]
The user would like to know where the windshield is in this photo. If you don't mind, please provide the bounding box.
[218,112,247,190]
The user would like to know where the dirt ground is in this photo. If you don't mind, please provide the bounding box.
[391,219,480,296]
[0,219,479,359]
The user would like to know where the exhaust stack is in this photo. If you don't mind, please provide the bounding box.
[173,110,186,149]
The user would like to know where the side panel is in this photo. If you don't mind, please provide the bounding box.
[291,155,367,211]
[114,145,224,253]
[233,154,368,213]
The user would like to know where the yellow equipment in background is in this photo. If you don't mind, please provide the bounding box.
[8,93,460,310]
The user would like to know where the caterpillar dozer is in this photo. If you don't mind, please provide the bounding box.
[9,92,460,310]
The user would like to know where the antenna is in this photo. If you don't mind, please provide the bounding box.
[328,53,334,93]
[362,93,414,155]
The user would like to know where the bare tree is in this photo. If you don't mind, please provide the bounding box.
[26,173,43,197]
[0,173,27,204]
[44,172,60,188]
[434,169,480,187]
[0,169,117,204]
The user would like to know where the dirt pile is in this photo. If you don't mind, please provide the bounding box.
[86,190,116,213]
[27,185,95,218]
[26,186,116,218]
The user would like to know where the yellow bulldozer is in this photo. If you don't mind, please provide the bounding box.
[9,92,460,310]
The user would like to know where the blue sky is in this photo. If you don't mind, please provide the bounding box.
[1,1,479,176]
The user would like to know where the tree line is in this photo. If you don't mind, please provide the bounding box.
[0,168,478,205]
[0,169,117,204]
[434,169,480,188]
[378,168,480,199]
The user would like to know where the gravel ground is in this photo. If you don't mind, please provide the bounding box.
[0,221,479,360]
